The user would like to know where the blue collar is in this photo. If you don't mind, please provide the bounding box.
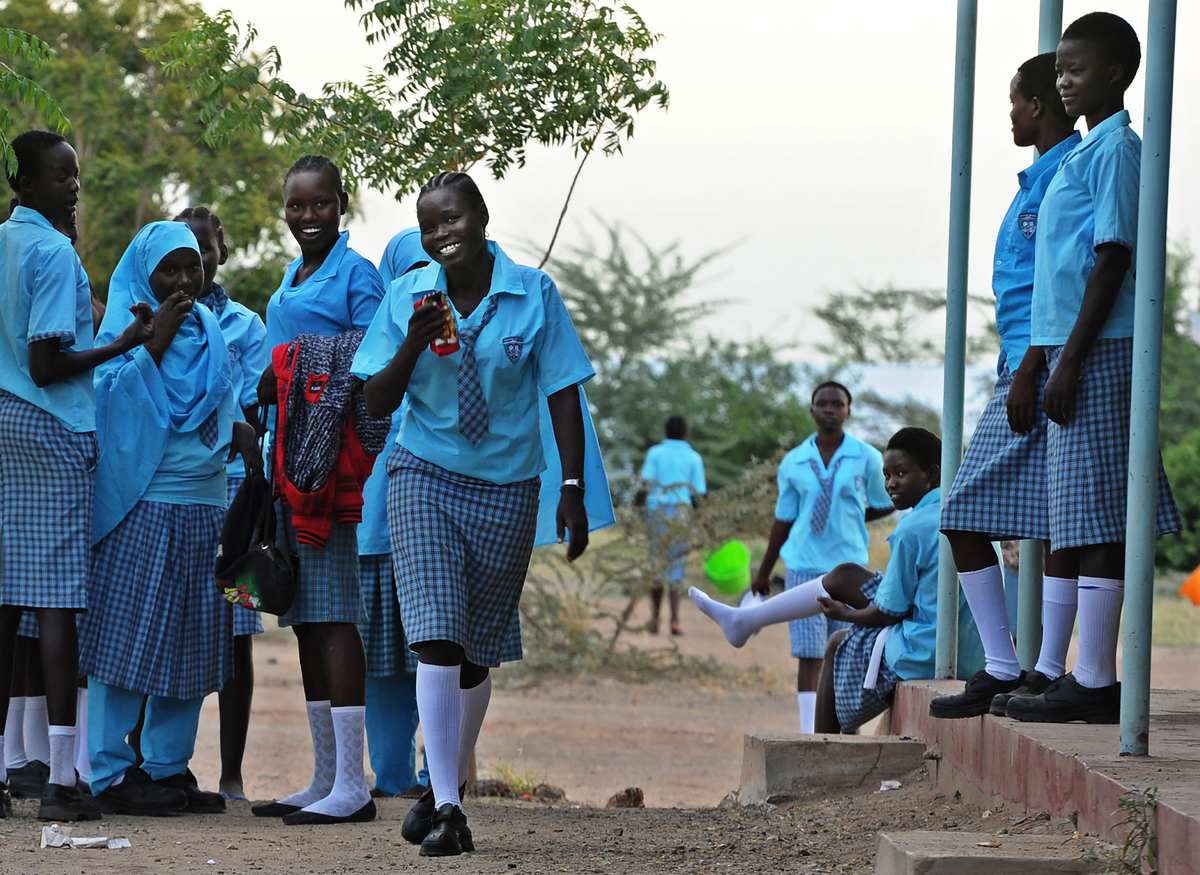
[8,205,62,236]
[800,432,861,460]
[1017,131,1083,188]
[1083,109,1132,144]
[289,230,352,286]
[404,240,529,300]
[910,489,940,512]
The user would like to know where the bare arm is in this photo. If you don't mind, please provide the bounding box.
[361,303,444,419]
[817,597,903,628]
[751,519,794,596]
[28,302,154,388]
[865,506,894,522]
[1007,345,1047,434]
[547,384,587,561]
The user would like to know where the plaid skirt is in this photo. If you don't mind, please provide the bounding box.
[833,624,900,732]
[1045,339,1181,549]
[387,446,537,668]
[0,391,97,610]
[226,476,264,637]
[940,365,1050,540]
[361,554,417,677]
[277,507,365,627]
[17,611,38,638]
[785,568,851,659]
[647,504,690,587]
[80,501,233,699]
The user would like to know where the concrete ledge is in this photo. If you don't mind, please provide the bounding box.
[875,831,1099,875]
[892,680,1200,875]
[738,733,926,804]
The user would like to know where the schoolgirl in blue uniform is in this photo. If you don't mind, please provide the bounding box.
[0,131,154,822]
[82,221,259,815]
[179,206,270,800]
[931,54,1084,720]
[352,171,596,856]
[251,156,385,825]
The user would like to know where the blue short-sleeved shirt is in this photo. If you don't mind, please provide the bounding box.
[201,285,269,479]
[351,241,595,485]
[774,433,891,572]
[266,231,386,349]
[874,490,984,680]
[0,206,96,432]
[640,439,706,509]
[1031,110,1140,346]
[992,131,1081,373]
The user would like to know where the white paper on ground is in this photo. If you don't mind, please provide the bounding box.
[41,824,131,849]
[879,780,902,792]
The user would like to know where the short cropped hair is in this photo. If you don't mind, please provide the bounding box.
[1062,12,1141,89]
[418,171,486,211]
[6,130,68,192]
[665,415,687,440]
[285,154,345,193]
[886,427,941,472]
[174,205,225,248]
[1016,53,1072,121]
[811,381,852,406]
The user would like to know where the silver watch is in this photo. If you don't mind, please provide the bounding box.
[561,478,585,492]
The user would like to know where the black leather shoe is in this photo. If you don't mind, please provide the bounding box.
[401,783,468,845]
[420,804,468,857]
[7,760,50,799]
[38,782,103,822]
[282,798,377,825]
[1005,673,1120,724]
[0,780,12,818]
[929,669,1025,719]
[990,669,1055,716]
[252,800,301,817]
[153,770,226,814]
[94,767,187,816]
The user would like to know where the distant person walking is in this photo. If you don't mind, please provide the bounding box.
[635,415,706,636]
[749,383,893,733]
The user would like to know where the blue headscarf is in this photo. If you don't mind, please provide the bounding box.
[378,227,431,287]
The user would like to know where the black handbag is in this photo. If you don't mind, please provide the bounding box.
[214,422,298,615]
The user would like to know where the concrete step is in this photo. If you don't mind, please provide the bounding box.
[875,830,1100,875]
[738,733,927,804]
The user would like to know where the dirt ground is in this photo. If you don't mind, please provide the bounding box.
[2,595,1196,874]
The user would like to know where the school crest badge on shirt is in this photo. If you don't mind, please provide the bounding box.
[1018,212,1037,240]
[502,336,524,363]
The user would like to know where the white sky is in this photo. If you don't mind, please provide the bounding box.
[206,0,1200,356]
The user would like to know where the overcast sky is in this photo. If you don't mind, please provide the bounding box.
[206,1,1200,356]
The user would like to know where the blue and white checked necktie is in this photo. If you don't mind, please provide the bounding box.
[457,294,501,446]
[808,456,846,534]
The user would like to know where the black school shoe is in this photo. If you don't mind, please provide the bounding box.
[401,783,470,846]
[282,798,377,825]
[420,804,470,857]
[990,669,1055,716]
[38,782,103,822]
[153,769,226,814]
[251,800,301,817]
[94,767,187,816]
[928,669,1026,719]
[1005,673,1121,724]
[7,760,50,799]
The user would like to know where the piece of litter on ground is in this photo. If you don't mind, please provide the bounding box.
[879,780,902,792]
[41,824,131,850]
[207,859,217,865]
[976,841,1003,848]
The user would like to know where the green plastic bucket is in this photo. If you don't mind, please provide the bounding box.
[703,540,751,595]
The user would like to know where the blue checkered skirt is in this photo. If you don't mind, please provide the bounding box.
[226,476,264,637]
[387,447,537,668]
[80,501,233,699]
[277,507,364,627]
[647,504,690,587]
[832,624,900,732]
[1045,339,1181,549]
[17,611,38,638]
[940,365,1051,540]
[0,391,97,610]
[361,554,417,677]
[785,568,851,659]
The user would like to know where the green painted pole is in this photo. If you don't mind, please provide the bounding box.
[1015,0,1063,671]
[936,0,977,679]
[1120,0,1177,758]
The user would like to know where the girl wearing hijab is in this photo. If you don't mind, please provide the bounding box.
[80,222,259,816]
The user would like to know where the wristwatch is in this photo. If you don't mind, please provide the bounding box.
[561,478,585,492]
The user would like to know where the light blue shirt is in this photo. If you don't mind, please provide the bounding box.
[774,432,891,573]
[378,227,431,287]
[875,490,985,681]
[640,439,706,509]
[266,230,386,349]
[352,241,595,485]
[201,285,269,480]
[992,131,1081,374]
[0,206,96,432]
[1031,110,1140,347]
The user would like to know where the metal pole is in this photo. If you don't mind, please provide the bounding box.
[936,0,977,679]
[1015,0,1063,671]
[1120,0,1177,757]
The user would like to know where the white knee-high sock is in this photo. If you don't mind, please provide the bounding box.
[74,688,90,782]
[279,700,336,807]
[24,695,50,764]
[302,705,370,816]
[4,697,26,769]
[1073,577,1123,689]
[416,663,462,810]
[689,576,829,647]
[1035,576,1078,678]
[48,725,76,788]
[797,692,817,734]
[958,566,1021,680]
[458,675,492,787]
